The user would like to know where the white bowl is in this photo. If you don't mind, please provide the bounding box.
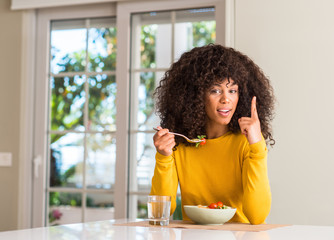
[183,205,236,225]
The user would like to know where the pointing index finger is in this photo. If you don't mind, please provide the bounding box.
[251,96,259,119]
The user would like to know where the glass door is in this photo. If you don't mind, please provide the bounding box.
[128,7,216,219]
[47,16,117,225]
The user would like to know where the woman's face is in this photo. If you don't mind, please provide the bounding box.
[204,78,239,132]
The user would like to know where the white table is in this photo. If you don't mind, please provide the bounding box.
[0,219,333,240]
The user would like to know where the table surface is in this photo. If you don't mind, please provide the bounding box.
[0,219,333,240]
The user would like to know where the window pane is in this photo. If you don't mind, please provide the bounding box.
[88,75,116,131]
[85,193,114,222]
[174,8,215,60]
[88,18,117,72]
[131,11,172,69]
[86,133,116,189]
[129,132,155,193]
[50,133,84,188]
[129,195,148,219]
[50,20,87,74]
[49,192,82,225]
[131,72,161,130]
[50,76,85,131]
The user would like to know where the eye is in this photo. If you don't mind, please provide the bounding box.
[210,88,221,94]
[229,89,238,94]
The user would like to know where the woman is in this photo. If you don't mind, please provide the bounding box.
[151,44,275,224]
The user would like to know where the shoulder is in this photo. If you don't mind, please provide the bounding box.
[225,133,254,156]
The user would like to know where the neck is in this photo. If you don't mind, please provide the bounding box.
[205,124,229,139]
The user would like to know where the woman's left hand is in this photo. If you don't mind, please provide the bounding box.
[238,96,262,144]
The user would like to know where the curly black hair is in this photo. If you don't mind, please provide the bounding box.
[154,44,275,147]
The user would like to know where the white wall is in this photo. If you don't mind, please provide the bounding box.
[235,0,334,225]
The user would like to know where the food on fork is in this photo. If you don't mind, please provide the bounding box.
[153,127,205,144]
[195,135,206,147]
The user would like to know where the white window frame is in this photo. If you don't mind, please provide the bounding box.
[32,3,117,228]
[18,0,234,229]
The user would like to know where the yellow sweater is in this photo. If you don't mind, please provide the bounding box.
[150,132,271,224]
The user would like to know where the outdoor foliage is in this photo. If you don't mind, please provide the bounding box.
[49,26,117,210]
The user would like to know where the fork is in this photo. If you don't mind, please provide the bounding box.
[153,127,204,143]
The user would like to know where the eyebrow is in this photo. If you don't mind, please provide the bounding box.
[212,82,238,88]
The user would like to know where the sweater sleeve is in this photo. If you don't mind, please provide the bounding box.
[150,151,179,215]
[242,139,271,224]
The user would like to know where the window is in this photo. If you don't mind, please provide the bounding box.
[128,7,216,219]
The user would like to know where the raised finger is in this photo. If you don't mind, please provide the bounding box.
[238,117,252,124]
[251,96,259,120]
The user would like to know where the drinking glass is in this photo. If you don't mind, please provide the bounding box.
[147,195,171,226]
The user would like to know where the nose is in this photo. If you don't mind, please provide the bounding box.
[219,94,230,103]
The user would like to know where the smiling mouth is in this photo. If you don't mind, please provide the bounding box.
[218,109,230,113]
[217,109,231,116]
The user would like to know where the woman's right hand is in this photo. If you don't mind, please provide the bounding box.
[153,126,176,156]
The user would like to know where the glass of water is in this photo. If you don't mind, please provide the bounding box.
[147,195,171,226]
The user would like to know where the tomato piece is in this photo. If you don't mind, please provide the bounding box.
[217,201,223,208]
[200,138,206,145]
[208,203,218,209]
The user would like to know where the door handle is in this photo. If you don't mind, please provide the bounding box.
[33,155,42,178]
